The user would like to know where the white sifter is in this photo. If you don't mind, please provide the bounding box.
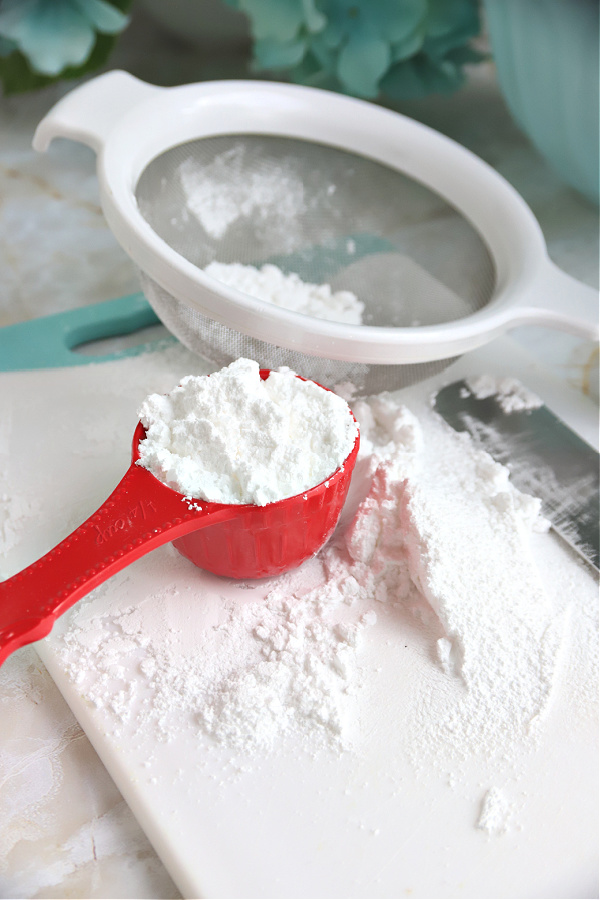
[34,71,598,392]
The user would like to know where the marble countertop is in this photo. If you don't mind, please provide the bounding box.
[0,9,598,899]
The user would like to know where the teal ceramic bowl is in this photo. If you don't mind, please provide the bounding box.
[484,0,599,205]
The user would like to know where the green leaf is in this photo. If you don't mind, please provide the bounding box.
[302,0,326,33]
[445,44,487,66]
[291,62,339,92]
[309,32,337,69]
[380,52,466,100]
[239,0,304,41]
[0,35,18,57]
[72,0,129,33]
[373,0,427,43]
[337,34,390,97]
[254,36,307,68]
[0,0,132,94]
[290,48,322,82]
[426,0,479,38]
[10,3,96,77]
[0,47,50,93]
[390,21,425,62]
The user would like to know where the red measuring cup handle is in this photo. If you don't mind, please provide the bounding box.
[0,462,232,666]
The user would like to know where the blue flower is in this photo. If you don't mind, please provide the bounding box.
[226,0,482,100]
[0,0,129,76]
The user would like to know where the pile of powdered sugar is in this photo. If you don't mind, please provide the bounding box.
[53,376,597,768]
[178,144,307,246]
[477,787,511,835]
[137,358,358,504]
[466,374,543,413]
[204,261,364,325]
[385,406,566,757]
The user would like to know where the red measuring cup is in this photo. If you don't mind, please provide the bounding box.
[0,372,359,667]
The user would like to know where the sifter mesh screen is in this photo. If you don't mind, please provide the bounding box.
[135,135,496,391]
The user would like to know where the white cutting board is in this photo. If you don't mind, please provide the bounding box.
[1,337,598,899]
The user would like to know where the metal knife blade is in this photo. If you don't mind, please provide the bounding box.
[434,379,599,571]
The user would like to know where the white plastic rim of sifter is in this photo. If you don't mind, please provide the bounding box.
[33,71,599,365]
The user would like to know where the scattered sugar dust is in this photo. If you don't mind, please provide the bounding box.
[50,382,598,788]
[0,492,41,560]
[3,348,596,862]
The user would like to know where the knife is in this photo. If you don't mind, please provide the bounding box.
[434,379,599,571]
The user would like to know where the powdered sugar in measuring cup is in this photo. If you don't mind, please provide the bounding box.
[136,358,359,505]
[0,359,359,666]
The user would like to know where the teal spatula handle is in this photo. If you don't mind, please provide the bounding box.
[0,293,169,372]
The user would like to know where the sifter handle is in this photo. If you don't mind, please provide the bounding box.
[33,70,165,154]
[508,258,599,340]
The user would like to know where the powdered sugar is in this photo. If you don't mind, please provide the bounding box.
[0,491,41,558]
[55,558,375,753]
[204,261,364,325]
[466,374,543,413]
[179,145,307,244]
[137,358,358,504]
[348,395,585,764]
[393,409,568,756]
[52,380,597,770]
[477,787,512,835]
[196,577,374,752]
[3,330,596,895]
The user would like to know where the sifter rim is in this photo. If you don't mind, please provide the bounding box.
[36,75,591,366]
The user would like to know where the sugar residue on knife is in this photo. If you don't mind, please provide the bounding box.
[465,374,543,413]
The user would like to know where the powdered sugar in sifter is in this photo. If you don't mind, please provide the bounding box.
[34,71,598,392]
